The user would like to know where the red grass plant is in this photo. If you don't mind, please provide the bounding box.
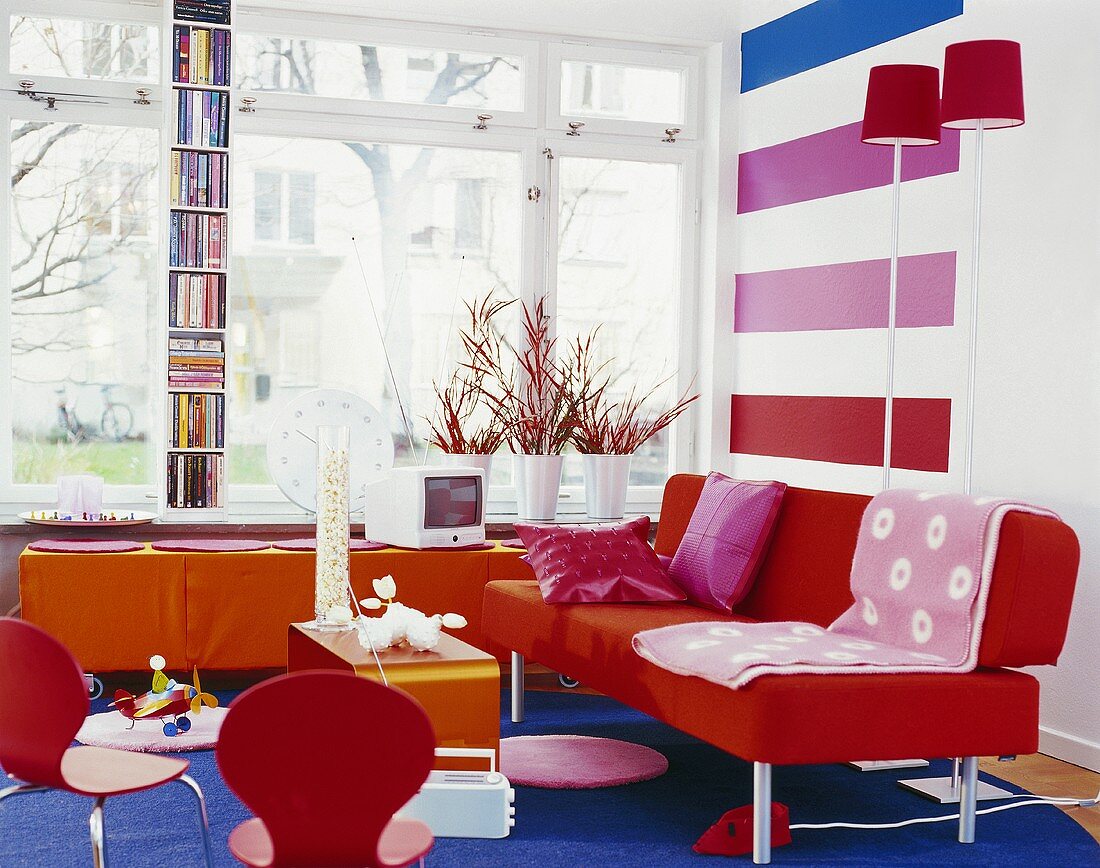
[567,331,699,455]
[426,294,515,454]
[468,296,585,455]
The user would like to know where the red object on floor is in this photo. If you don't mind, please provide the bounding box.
[0,618,209,864]
[693,803,792,856]
[216,671,436,867]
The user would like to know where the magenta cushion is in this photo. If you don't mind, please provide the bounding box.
[514,516,685,604]
[28,539,144,554]
[668,472,787,612]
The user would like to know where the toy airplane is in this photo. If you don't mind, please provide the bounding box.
[111,655,218,737]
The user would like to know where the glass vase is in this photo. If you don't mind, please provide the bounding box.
[307,424,353,632]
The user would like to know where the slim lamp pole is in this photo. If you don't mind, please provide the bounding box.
[962,118,984,496]
[883,137,902,491]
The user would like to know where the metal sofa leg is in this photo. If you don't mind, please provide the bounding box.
[958,756,978,843]
[179,774,214,867]
[510,651,525,723]
[89,796,108,868]
[753,761,772,864]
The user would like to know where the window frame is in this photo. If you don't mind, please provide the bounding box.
[231,13,541,130]
[228,108,541,517]
[545,42,701,141]
[3,0,165,106]
[539,134,699,515]
[0,91,163,511]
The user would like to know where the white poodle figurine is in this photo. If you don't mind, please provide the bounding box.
[357,575,468,653]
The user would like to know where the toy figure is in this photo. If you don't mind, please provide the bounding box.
[111,655,218,737]
[358,575,467,653]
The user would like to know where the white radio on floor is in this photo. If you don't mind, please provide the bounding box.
[398,748,515,839]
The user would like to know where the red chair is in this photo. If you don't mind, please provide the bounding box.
[216,671,436,867]
[0,618,212,867]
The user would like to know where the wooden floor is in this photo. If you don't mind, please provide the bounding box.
[980,754,1100,843]
[520,669,1100,843]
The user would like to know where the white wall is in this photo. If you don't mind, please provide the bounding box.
[726,0,1100,770]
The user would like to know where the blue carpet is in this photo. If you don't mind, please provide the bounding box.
[1,689,1097,866]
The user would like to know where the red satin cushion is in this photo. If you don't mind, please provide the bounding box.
[514,517,686,604]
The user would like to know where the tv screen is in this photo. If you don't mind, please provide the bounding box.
[423,476,482,529]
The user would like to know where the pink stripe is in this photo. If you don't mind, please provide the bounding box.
[737,121,960,213]
[734,251,956,333]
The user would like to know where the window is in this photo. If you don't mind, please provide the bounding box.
[236,33,525,112]
[9,15,157,83]
[554,155,687,488]
[8,120,158,485]
[0,6,702,513]
[229,133,522,485]
[549,44,699,139]
[250,169,316,244]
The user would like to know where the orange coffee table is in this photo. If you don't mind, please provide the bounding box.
[287,624,500,758]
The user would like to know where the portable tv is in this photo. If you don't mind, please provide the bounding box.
[363,466,486,550]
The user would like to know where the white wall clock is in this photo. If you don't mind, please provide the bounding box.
[266,389,395,513]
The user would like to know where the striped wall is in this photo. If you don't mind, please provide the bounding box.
[730,0,971,493]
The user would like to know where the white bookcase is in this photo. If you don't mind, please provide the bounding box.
[158,0,236,521]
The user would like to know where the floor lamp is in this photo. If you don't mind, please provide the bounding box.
[847,64,941,773]
[899,39,1026,804]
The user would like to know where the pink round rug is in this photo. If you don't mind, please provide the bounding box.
[150,539,271,552]
[76,708,227,752]
[28,539,144,553]
[500,735,668,788]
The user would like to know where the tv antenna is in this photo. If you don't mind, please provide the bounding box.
[351,236,417,460]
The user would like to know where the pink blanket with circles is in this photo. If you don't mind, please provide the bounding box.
[632,490,1057,689]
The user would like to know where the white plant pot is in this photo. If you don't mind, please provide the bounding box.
[513,454,564,521]
[582,453,632,520]
[441,452,494,483]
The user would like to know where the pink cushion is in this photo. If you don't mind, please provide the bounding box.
[272,538,388,552]
[149,539,271,552]
[514,516,686,604]
[28,539,144,554]
[668,473,786,611]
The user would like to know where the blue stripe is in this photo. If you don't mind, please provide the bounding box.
[741,0,964,93]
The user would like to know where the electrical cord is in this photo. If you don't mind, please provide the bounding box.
[791,790,1099,831]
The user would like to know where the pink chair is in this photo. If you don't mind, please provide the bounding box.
[0,618,212,867]
[216,671,436,867]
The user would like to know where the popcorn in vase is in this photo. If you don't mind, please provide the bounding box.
[313,426,352,626]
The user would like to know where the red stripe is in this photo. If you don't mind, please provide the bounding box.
[729,394,951,472]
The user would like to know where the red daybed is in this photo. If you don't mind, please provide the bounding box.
[483,474,1080,863]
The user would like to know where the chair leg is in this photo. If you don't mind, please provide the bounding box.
[0,782,47,804]
[89,797,108,868]
[958,756,978,844]
[510,651,525,723]
[178,774,214,867]
[753,761,772,865]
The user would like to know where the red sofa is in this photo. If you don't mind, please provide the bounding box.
[483,475,1080,863]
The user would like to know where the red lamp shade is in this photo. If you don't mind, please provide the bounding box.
[941,39,1024,129]
[861,64,942,146]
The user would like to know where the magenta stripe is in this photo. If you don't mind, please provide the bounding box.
[737,121,960,213]
[734,251,956,333]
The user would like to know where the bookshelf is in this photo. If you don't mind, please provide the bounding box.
[160,0,235,520]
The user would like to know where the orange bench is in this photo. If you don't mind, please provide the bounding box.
[20,543,529,671]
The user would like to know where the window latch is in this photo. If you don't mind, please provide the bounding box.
[527,186,541,203]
